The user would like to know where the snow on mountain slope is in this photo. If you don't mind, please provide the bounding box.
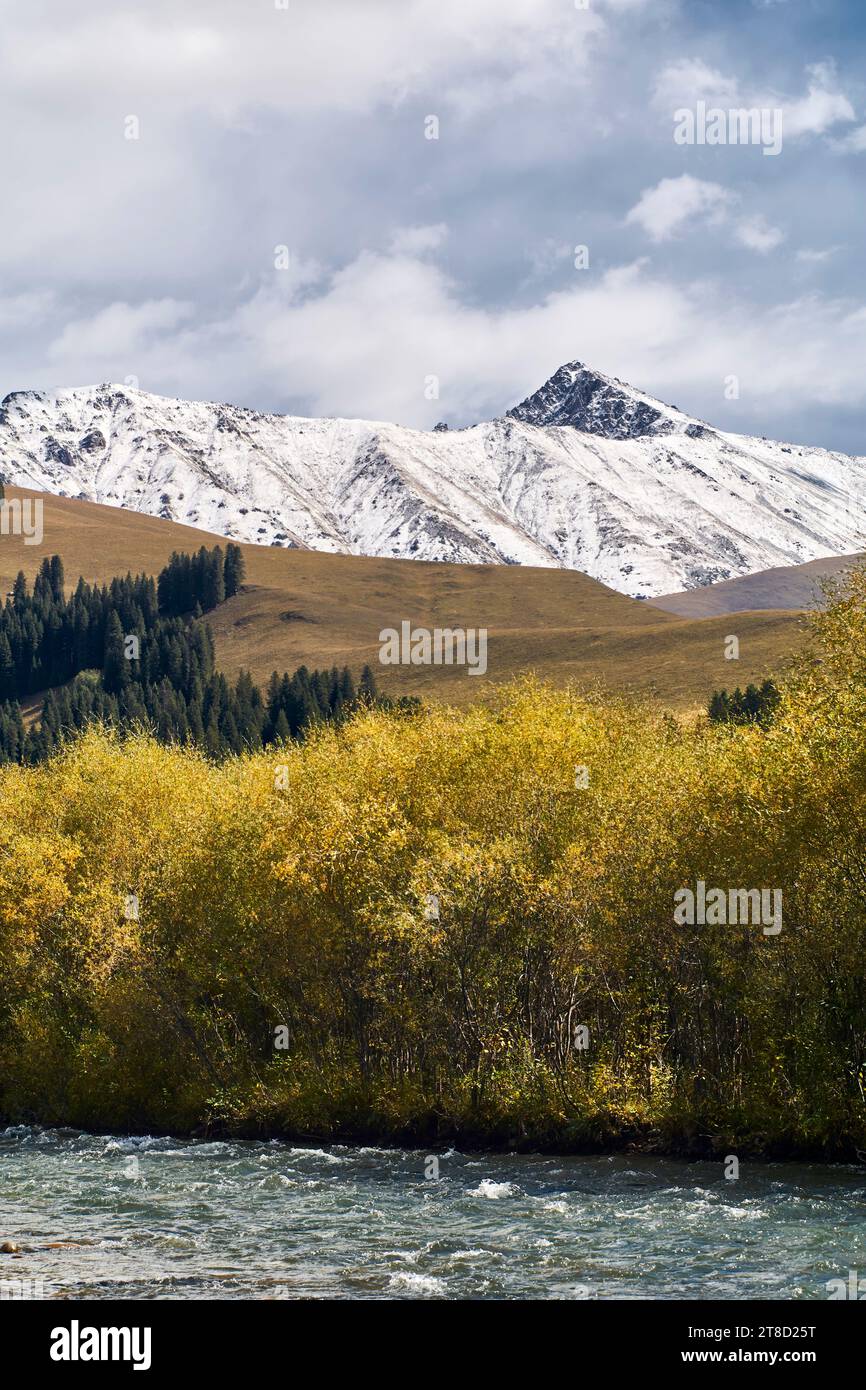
[1,364,864,599]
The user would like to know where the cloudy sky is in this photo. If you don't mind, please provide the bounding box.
[2,0,866,450]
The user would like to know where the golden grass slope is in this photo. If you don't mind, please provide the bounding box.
[650,551,866,617]
[0,486,807,708]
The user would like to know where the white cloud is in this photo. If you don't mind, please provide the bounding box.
[625,175,735,241]
[626,182,784,259]
[653,58,740,111]
[0,0,605,120]
[48,300,194,363]
[0,292,55,332]
[796,247,839,264]
[0,0,609,290]
[784,61,855,138]
[653,56,855,142]
[389,225,449,256]
[29,250,866,433]
[734,215,785,254]
[831,124,866,154]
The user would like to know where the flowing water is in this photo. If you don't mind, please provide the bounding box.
[1,1127,864,1300]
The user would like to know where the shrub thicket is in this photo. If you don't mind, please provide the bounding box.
[1,570,865,1153]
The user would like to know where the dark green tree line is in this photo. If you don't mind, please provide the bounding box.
[0,548,395,764]
[708,679,780,727]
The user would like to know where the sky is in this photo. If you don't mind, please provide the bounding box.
[2,0,866,452]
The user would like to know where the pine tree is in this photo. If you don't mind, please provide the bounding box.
[224,543,246,598]
[0,633,13,702]
[339,666,356,706]
[103,611,129,695]
[201,547,225,611]
[359,663,378,701]
[49,555,65,602]
[272,708,291,743]
[708,690,730,723]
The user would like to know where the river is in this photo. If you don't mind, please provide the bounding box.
[1,1128,864,1299]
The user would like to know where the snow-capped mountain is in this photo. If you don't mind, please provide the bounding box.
[1,363,864,599]
[507,361,688,438]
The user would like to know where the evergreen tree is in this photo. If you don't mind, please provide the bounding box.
[224,543,246,598]
[0,633,13,702]
[708,690,730,723]
[272,708,291,743]
[49,554,65,602]
[359,664,378,701]
[708,678,780,728]
[103,611,129,695]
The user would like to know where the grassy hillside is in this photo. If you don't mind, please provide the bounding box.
[0,486,807,709]
[650,551,865,618]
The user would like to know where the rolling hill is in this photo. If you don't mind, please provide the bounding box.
[649,551,864,617]
[0,486,807,710]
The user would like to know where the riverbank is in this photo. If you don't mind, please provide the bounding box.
[2,1108,861,1164]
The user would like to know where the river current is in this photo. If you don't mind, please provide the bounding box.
[1,1128,864,1299]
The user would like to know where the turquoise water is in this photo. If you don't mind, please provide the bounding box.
[1,1128,865,1299]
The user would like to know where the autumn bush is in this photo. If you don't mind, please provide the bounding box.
[1,572,866,1154]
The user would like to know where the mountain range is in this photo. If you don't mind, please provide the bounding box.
[1,361,864,599]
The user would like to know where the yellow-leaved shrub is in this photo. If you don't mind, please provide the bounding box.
[1,577,866,1153]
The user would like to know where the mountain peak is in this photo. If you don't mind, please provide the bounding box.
[506,360,692,439]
